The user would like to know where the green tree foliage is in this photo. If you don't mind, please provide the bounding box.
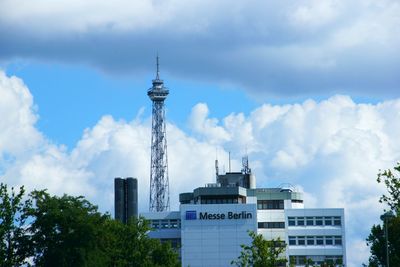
[0,183,32,267]
[231,231,287,267]
[102,217,180,267]
[377,163,400,212]
[26,190,110,267]
[0,184,180,267]
[366,163,400,267]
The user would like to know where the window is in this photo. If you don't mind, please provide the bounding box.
[315,217,323,225]
[297,217,305,226]
[288,235,341,246]
[307,236,315,245]
[161,220,169,229]
[269,222,285,228]
[273,240,286,248]
[258,222,285,229]
[334,236,342,245]
[257,200,284,210]
[170,220,179,228]
[298,256,306,265]
[151,220,160,229]
[291,199,303,203]
[288,217,295,226]
[306,217,314,226]
[324,217,333,225]
[334,217,341,226]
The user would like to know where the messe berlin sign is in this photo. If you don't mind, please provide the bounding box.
[185,210,252,220]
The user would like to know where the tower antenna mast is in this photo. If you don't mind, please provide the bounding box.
[148,56,170,212]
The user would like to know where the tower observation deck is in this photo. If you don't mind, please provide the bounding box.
[148,57,170,212]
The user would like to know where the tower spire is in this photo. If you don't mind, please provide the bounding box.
[156,55,160,80]
[148,56,170,212]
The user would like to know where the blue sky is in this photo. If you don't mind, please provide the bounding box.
[1,1,400,266]
[5,62,259,148]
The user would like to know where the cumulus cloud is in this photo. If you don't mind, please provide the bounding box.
[188,95,400,266]
[0,72,43,157]
[188,103,230,144]
[0,0,399,98]
[0,71,218,212]
[1,71,400,266]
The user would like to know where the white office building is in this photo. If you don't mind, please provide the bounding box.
[142,162,346,267]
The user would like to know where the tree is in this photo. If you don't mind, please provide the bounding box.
[377,163,400,212]
[102,217,180,267]
[366,163,400,267]
[0,184,180,267]
[231,231,287,267]
[0,183,32,267]
[26,190,110,267]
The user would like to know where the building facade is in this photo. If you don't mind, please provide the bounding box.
[142,169,346,267]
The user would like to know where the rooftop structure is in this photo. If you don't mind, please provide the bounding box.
[142,159,346,267]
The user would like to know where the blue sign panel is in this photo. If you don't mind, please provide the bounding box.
[186,210,197,220]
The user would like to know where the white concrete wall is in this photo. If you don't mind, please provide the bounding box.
[180,204,257,267]
[285,208,346,266]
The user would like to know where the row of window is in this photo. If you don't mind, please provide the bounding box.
[288,216,341,226]
[289,255,343,266]
[199,197,245,204]
[288,235,342,246]
[291,199,303,203]
[258,221,285,229]
[257,200,284,210]
[151,219,180,229]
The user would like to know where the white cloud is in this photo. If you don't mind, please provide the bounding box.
[0,71,43,157]
[289,0,343,30]
[2,71,400,266]
[188,103,230,144]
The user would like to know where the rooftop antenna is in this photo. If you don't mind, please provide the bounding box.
[241,155,251,174]
[228,151,231,173]
[215,148,219,180]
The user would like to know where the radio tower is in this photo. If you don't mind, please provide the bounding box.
[148,56,170,212]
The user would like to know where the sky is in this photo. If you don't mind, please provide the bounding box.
[0,0,400,266]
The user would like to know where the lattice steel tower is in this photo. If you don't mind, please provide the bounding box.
[148,57,170,212]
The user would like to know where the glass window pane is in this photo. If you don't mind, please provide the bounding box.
[289,236,296,245]
[324,217,332,225]
[306,217,314,226]
[334,236,342,245]
[325,236,333,245]
[297,217,305,226]
[279,200,284,209]
[316,217,323,225]
[316,236,324,245]
[334,217,341,226]
[307,236,315,245]
[298,236,305,245]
